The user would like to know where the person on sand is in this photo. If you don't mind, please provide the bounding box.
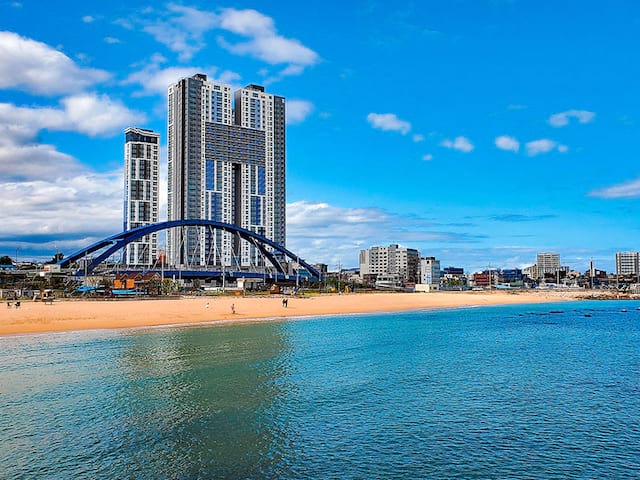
[231,303,235,314]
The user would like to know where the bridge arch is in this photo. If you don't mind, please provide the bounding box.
[59,220,321,280]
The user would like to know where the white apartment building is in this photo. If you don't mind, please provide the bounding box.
[360,244,419,284]
[616,251,640,276]
[123,127,159,266]
[419,256,441,287]
[167,74,285,267]
[536,252,561,276]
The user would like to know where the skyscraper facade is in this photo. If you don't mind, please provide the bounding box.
[167,74,285,267]
[123,127,159,266]
[616,251,640,276]
[536,252,561,276]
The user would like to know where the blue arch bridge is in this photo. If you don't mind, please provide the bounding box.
[58,220,322,284]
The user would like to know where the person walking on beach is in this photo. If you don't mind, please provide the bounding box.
[231,303,235,314]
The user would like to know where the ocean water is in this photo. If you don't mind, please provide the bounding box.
[1,300,639,479]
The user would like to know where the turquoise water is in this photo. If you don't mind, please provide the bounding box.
[1,300,640,479]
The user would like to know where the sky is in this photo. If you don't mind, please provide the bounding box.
[1,0,639,273]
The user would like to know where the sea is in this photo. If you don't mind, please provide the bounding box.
[1,300,639,479]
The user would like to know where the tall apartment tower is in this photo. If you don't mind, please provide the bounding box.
[616,251,640,276]
[167,74,285,267]
[536,252,560,276]
[123,127,159,266]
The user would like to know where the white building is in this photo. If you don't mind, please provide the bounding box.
[536,253,561,277]
[360,244,419,284]
[167,74,285,267]
[123,127,159,266]
[419,257,441,288]
[616,251,640,276]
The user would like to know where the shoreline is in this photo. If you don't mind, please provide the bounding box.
[0,290,601,337]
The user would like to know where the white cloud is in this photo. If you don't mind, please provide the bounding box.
[104,36,120,44]
[0,139,86,182]
[588,178,640,199]
[422,154,433,161]
[413,133,425,143]
[0,31,110,95]
[367,113,411,135]
[140,5,319,75]
[441,136,474,153]
[525,138,568,156]
[287,201,476,267]
[0,94,146,138]
[495,135,520,152]
[82,15,95,23]
[548,109,595,127]
[216,8,319,68]
[125,65,241,96]
[286,99,314,125]
[0,172,123,244]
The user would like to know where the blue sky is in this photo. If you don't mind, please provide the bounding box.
[1,0,639,272]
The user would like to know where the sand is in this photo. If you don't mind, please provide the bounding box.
[0,290,585,336]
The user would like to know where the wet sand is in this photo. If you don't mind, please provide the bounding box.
[0,290,582,336]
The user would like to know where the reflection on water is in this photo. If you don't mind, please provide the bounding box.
[1,301,640,479]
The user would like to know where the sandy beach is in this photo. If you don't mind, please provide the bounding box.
[0,290,587,336]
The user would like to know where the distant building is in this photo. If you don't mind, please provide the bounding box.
[536,253,561,276]
[419,257,441,287]
[500,268,523,283]
[616,251,640,276]
[123,127,159,266]
[360,244,420,284]
[523,264,537,279]
[472,272,493,287]
[443,266,464,276]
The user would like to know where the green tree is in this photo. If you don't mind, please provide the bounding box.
[0,256,13,265]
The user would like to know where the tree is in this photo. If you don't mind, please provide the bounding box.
[0,256,13,265]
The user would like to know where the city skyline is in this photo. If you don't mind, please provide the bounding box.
[1,1,639,272]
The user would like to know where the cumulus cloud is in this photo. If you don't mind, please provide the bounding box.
[441,136,474,153]
[367,113,411,135]
[286,201,478,266]
[124,62,241,96]
[525,139,568,156]
[0,31,110,95]
[413,133,425,143]
[495,135,520,152]
[0,94,146,138]
[548,109,595,127]
[286,99,314,125]
[140,5,319,74]
[82,15,95,23]
[588,178,640,199]
[0,173,123,246]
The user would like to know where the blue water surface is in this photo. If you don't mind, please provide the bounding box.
[1,300,639,479]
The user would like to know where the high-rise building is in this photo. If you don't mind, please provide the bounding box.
[123,127,159,266]
[167,74,285,267]
[359,244,419,284]
[536,252,561,276]
[419,256,441,287]
[616,251,640,276]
